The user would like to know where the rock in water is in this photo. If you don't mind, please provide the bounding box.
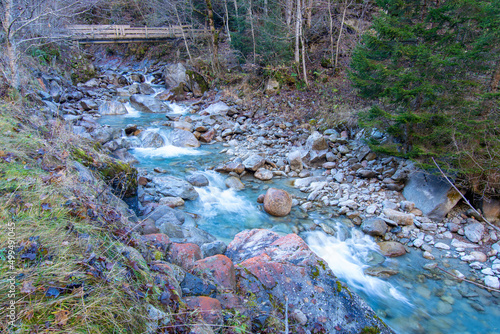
[170,129,200,148]
[225,229,394,334]
[361,218,388,237]
[377,241,406,257]
[99,101,128,115]
[254,168,273,181]
[263,188,292,217]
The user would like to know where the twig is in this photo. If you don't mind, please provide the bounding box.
[437,267,500,293]
[431,157,500,233]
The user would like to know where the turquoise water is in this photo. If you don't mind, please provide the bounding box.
[99,106,500,334]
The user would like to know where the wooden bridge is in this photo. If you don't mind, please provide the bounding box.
[67,25,208,44]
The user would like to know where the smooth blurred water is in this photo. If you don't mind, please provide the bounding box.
[98,102,500,334]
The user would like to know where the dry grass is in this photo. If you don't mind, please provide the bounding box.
[0,102,160,333]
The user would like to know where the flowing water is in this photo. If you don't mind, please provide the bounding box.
[98,96,500,334]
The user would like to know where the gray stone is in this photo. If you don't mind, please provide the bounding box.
[202,101,230,116]
[306,131,328,151]
[402,171,461,221]
[243,154,265,171]
[383,208,414,226]
[130,94,170,113]
[356,169,377,178]
[225,176,245,190]
[484,276,500,289]
[288,150,303,172]
[80,99,98,111]
[254,168,273,181]
[201,241,228,257]
[139,83,155,95]
[140,130,165,148]
[361,218,388,237]
[464,222,485,243]
[153,176,199,200]
[163,63,187,89]
[99,101,128,115]
[170,129,200,148]
[187,173,209,187]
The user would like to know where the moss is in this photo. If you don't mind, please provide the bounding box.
[311,265,320,279]
[186,69,209,94]
[336,280,342,293]
[361,326,380,334]
[317,259,327,271]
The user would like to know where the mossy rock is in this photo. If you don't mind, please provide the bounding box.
[186,69,208,97]
[71,147,137,197]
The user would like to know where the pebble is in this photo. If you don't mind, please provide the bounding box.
[423,251,435,260]
[435,242,450,250]
[484,276,500,289]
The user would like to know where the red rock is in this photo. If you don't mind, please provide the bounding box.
[263,188,292,217]
[200,128,216,143]
[141,233,171,246]
[169,243,202,270]
[192,255,236,291]
[184,296,222,324]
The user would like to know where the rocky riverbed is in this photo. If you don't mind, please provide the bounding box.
[34,56,500,333]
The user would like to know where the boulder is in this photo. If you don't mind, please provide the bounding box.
[192,255,236,291]
[158,223,216,246]
[464,222,485,243]
[98,101,128,115]
[215,161,245,174]
[383,208,414,226]
[361,218,388,237]
[152,176,199,200]
[263,188,292,217]
[168,242,202,270]
[199,128,216,143]
[288,150,303,172]
[402,171,461,221]
[158,196,185,208]
[173,121,193,132]
[187,173,209,187]
[163,63,187,90]
[225,229,394,334]
[130,94,170,113]
[243,154,265,171]
[184,296,222,325]
[306,131,328,151]
[201,102,230,116]
[377,241,406,257]
[254,168,273,181]
[225,176,245,190]
[265,78,280,94]
[140,131,165,148]
[480,197,500,223]
[170,129,200,148]
[80,99,98,111]
[139,83,155,95]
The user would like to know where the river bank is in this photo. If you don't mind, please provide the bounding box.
[20,54,500,333]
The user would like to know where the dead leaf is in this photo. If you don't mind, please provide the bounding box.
[21,281,36,294]
[54,310,70,326]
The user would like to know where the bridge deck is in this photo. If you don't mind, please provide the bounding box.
[67,25,208,44]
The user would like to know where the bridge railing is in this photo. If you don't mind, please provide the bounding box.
[67,24,208,41]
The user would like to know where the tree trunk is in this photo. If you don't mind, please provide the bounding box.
[301,34,308,86]
[285,0,293,27]
[335,0,350,70]
[248,0,256,62]
[205,0,219,72]
[2,0,20,91]
[174,5,192,62]
[224,0,231,42]
[305,0,312,29]
[295,0,302,64]
[328,0,334,64]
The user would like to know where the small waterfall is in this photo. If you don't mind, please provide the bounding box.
[131,128,203,159]
[124,102,140,118]
[306,227,411,305]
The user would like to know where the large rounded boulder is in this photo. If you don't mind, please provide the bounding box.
[263,188,292,217]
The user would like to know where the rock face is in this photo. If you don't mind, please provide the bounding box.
[263,188,292,216]
[226,229,394,334]
[402,171,461,221]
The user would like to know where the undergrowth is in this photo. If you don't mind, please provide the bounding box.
[0,103,160,333]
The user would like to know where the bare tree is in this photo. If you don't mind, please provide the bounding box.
[0,0,97,91]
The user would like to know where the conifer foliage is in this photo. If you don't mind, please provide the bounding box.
[350,0,500,196]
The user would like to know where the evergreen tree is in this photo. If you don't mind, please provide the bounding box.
[350,0,500,196]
